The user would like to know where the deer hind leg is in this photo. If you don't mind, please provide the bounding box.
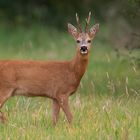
[58,95,73,124]
[52,99,60,125]
[0,88,14,123]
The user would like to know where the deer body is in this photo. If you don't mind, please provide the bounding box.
[0,12,99,124]
[0,53,87,98]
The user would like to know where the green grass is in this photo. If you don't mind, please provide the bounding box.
[0,24,140,140]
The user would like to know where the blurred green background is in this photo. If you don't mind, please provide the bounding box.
[0,0,140,52]
[0,0,139,27]
[0,1,140,140]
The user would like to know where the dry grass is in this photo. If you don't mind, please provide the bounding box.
[0,25,140,140]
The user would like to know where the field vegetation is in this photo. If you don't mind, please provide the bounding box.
[0,24,140,140]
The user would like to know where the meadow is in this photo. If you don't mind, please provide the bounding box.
[0,24,140,140]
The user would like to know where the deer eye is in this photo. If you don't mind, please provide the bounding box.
[77,40,80,43]
[87,40,91,43]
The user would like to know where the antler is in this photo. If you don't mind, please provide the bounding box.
[85,12,91,33]
[76,13,82,33]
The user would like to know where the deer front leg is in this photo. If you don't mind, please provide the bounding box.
[58,95,73,123]
[52,99,60,125]
[0,88,14,123]
[0,100,7,123]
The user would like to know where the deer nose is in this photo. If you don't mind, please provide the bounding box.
[80,46,87,51]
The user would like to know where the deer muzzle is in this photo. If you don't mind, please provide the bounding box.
[80,46,88,54]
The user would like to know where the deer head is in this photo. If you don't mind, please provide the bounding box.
[68,12,99,55]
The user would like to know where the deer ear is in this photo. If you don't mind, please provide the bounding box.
[68,23,78,39]
[89,23,99,38]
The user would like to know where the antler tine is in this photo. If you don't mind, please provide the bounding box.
[76,13,82,33]
[85,11,91,32]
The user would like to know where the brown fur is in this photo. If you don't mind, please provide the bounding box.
[0,14,99,124]
[0,50,88,124]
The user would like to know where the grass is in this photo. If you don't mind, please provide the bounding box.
[0,24,140,140]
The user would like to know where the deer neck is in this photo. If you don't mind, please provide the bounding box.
[71,48,89,81]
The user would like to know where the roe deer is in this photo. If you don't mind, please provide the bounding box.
[0,12,99,124]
